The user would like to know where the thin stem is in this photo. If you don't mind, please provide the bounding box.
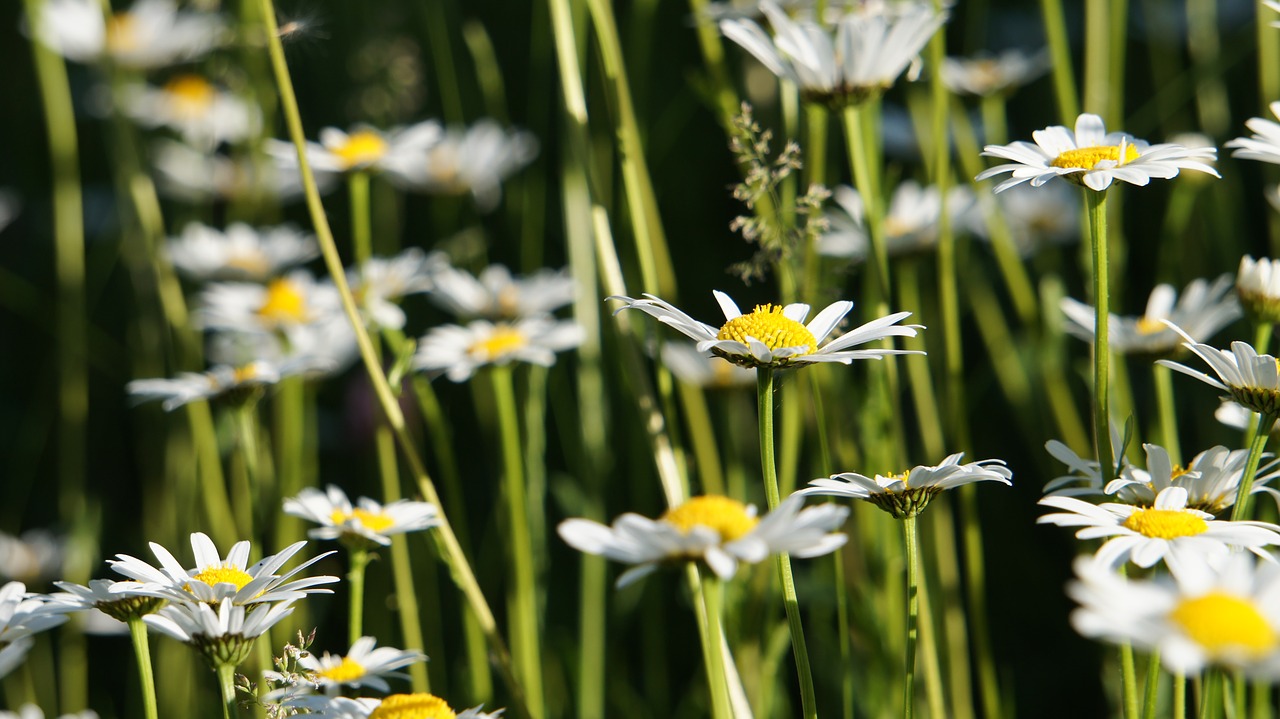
[1143,652,1162,719]
[1250,680,1272,719]
[1117,566,1139,719]
[757,367,818,719]
[1234,670,1247,719]
[903,515,921,719]
[346,546,370,647]
[349,171,373,264]
[128,617,158,719]
[1087,189,1116,483]
[1256,323,1274,358]
[1176,672,1187,719]
[1039,0,1081,122]
[701,573,734,719]
[216,663,239,719]
[1230,412,1275,522]
[842,105,890,313]
[1154,364,1182,466]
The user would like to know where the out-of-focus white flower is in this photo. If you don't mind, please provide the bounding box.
[940,48,1049,96]
[426,262,574,321]
[283,485,439,548]
[0,705,99,719]
[205,318,358,379]
[1060,276,1240,356]
[0,581,77,679]
[166,222,318,283]
[383,120,539,211]
[34,0,226,69]
[0,530,64,585]
[1217,400,1280,437]
[968,180,1079,257]
[413,317,584,382]
[660,342,756,389]
[126,359,322,411]
[151,139,330,203]
[267,121,441,177]
[1238,255,1280,324]
[819,181,975,261]
[198,270,343,335]
[348,249,442,330]
[122,75,260,148]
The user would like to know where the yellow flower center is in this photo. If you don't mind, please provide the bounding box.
[231,365,259,384]
[1170,464,1192,481]
[105,13,138,52]
[716,305,817,355]
[188,565,254,592]
[888,470,911,487]
[1121,508,1209,539]
[368,693,456,719]
[662,496,759,542]
[257,278,308,325]
[316,656,367,683]
[334,130,389,170]
[164,75,216,117]
[330,508,396,533]
[1169,592,1276,658]
[1051,144,1141,170]
[468,326,528,362]
[1136,317,1167,335]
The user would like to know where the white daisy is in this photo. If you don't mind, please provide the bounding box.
[382,120,539,211]
[1059,275,1240,355]
[150,139,329,203]
[1037,486,1280,576]
[939,48,1049,97]
[0,530,64,584]
[165,222,318,283]
[205,318,358,379]
[197,269,343,334]
[1104,443,1280,514]
[121,75,260,149]
[412,317,584,383]
[818,181,976,261]
[50,578,161,623]
[426,262,575,321]
[267,121,441,177]
[33,0,225,69]
[1069,552,1280,677]
[0,581,76,645]
[558,494,848,587]
[798,453,1012,518]
[1237,255,1280,324]
[296,636,425,693]
[348,249,442,331]
[721,1,948,106]
[126,359,318,411]
[1156,323,1280,417]
[283,485,440,548]
[967,180,1079,257]
[660,342,756,389]
[299,693,503,719]
[0,705,99,719]
[609,290,923,369]
[108,532,337,606]
[977,113,1220,192]
[1226,102,1280,166]
[144,598,296,667]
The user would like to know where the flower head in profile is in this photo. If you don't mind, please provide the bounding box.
[126,359,319,411]
[412,317,584,382]
[1237,256,1280,325]
[721,1,948,106]
[798,453,1013,518]
[1157,323,1280,417]
[1225,102,1280,166]
[145,597,296,668]
[426,263,575,321]
[1060,275,1239,356]
[940,48,1049,97]
[283,486,440,549]
[166,223,318,283]
[1103,443,1280,515]
[108,532,337,606]
[268,121,442,177]
[610,290,923,370]
[121,75,260,149]
[33,0,225,69]
[294,636,425,694]
[0,582,77,679]
[1070,552,1280,677]
[819,182,975,261]
[297,693,503,719]
[50,578,162,624]
[382,120,539,211]
[1038,487,1280,577]
[558,494,848,587]
[977,113,1219,192]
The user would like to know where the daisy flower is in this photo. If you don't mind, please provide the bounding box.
[145,597,296,668]
[296,636,425,693]
[121,75,260,149]
[151,139,328,203]
[412,317,584,382]
[1059,275,1239,356]
[205,318,357,379]
[1237,255,1280,324]
[721,1,948,106]
[819,181,975,261]
[939,48,1049,97]
[1037,486,1280,576]
[1069,552,1280,677]
[347,249,442,331]
[660,342,756,389]
[297,693,503,719]
[165,222,318,283]
[50,578,162,623]
[1103,443,1280,514]
[126,359,320,411]
[977,113,1220,192]
[798,453,1013,518]
[283,485,440,548]
[968,180,1079,257]
[197,270,343,334]
[33,0,225,69]
[558,494,848,587]
[426,262,575,321]
[108,532,337,606]
[0,581,76,679]
[382,120,539,211]
[1225,102,1280,166]
[609,290,923,370]
[1156,322,1280,417]
[267,121,441,177]
[0,706,99,719]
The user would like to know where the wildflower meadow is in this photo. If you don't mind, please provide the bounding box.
[9,0,1280,717]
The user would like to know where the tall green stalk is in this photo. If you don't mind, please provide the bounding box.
[1039,0,1081,122]
[216,662,239,719]
[128,617,159,719]
[1230,412,1276,522]
[1153,364,1182,465]
[346,546,370,647]
[1087,190,1116,482]
[902,515,922,719]
[701,573,734,719]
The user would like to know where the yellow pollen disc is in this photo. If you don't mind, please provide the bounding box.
[1170,464,1192,480]
[468,326,527,362]
[334,130,389,169]
[257,278,308,324]
[1051,144,1141,170]
[368,693,456,719]
[188,565,253,591]
[888,470,911,487]
[330,508,396,533]
[662,496,759,542]
[317,656,367,683]
[231,365,258,384]
[1135,317,1167,335]
[105,13,138,52]
[164,75,215,116]
[1122,508,1209,539]
[716,305,817,355]
[1169,592,1276,657]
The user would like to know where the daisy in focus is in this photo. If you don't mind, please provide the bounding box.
[426,262,575,321]
[1069,552,1280,677]
[126,359,318,411]
[382,120,540,211]
[297,693,503,719]
[609,290,923,369]
[798,453,1013,518]
[1059,275,1239,355]
[558,494,848,587]
[1237,255,1280,324]
[107,532,337,606]
[50,578,161,624]
[294,636,425,694]
[940,48,1049,97]
[412,317,584,382]
[121,75,260,149]
[818,181,976,261]
[1037,486,1280,576]
[145,597,296,668]
[165,222,318,283]
[1156,323,1280,417]
[268,120,442,177]
[33,0,225,69]
[720,0,948,106]
[283,485,440,548]
[977,113,1219,192]
[1103,442,1280,514]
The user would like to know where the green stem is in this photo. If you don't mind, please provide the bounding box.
[1121,642,1140,719]
[128,618,158,719]
[1039,0,1081,122]
[903,515,921,719]
[701,573,734,719]
[757,367,818,719]
[347,546,370,647]
[842,105,890,313]
[1143,652,1162,719]
[1250,679,1271,719]
[1256,323,1274,357]
[491,366,545,719]
[349,171,373,264]
[1154,363,1181,466]
[1234,670,1246,719]
[216,662,239,719]
[1087,189,1116,483]
[1176,672,1187,719]
[1230,412,1275,521]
